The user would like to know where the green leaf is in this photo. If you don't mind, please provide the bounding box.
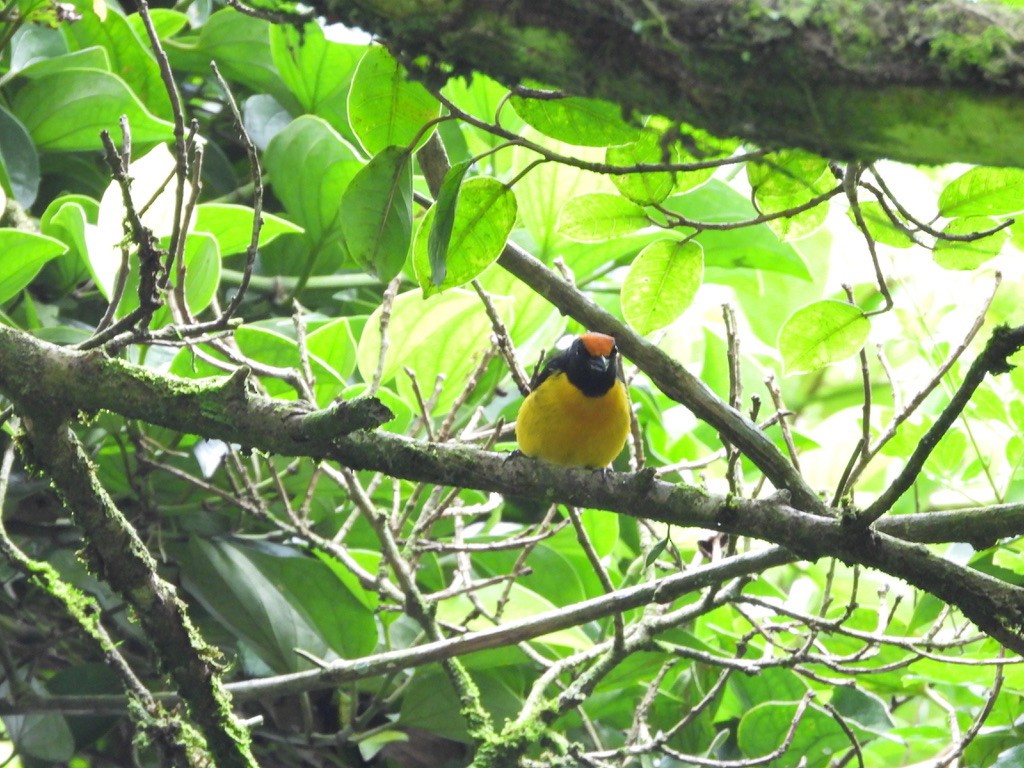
[62,5,173,119]
[849,200,913,248]
[177,232,220,316]
[348,46,440,155]
[510,93,640,147]
[933,216,1008,270]
[939,166,1024,217]
[748,149,833,240]
[3,710,74,763]
[738,701,863,766]
[778,299,870,375]
[193,203,303,257]
[125,8,189,41]
[0,105,40,207]
[426,160,471,285]
[235,324,343,405]
[11,69,174,151]
[663,180,812,279]
[436,582,592,651]
[339,146,413,281]
[829,687,894,733]
[269,22,363,135]
[621,239,703,335]
[356,288,513,411]
[169,9,285,100]
[178,538,376,673]
[9,23,69,75]
[557,193,650,242]
[306,317,359,382]
[605,129,676,205]
[0,230,68,304]
[415,176,518,295]
[264,116,363,272]
[15,46,110,79]
[39,197,93,296]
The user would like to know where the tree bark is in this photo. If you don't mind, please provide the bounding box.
[319,0,1024,168]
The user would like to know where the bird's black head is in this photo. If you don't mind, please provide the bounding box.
[564,333,619,397]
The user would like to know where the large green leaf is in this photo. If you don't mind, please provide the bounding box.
[778,299,870,375]
[270,22,363,136]
[738,701,868,767]
[167,8,286,101]
[510,93,640,147]
[414,176,518,295]
[849,200,913,248]
[348,46,440,155]
[621,239,703,335]
[605,129,677,205]
[939,166,1024,217]
[557,193,650,241]
[0,230,68,304]
[357,288,513,411]
[178,538,376,673]
[264,116,363,273]
[193,203,303,257]
[62,5,172,119]
[11,69,174,151]
[338,145,413,281]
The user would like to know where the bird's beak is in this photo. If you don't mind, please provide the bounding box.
[588,355,611,373]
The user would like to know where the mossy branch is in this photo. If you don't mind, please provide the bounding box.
[11,409,258,768]
[316,0,1024,168]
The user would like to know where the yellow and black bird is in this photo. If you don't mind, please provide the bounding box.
[515,332,631,468]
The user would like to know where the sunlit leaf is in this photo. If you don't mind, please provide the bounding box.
[778,299,869,374]
[510,93,640,147]
[348,45,440,154]
[939,166,1024,217]
[415,176,517,295]
[933,216,1008,270]
[621,239,703,335]
[558,193,650,241]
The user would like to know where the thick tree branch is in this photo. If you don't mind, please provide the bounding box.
[15,416,257,768]
[319,0,1024,168]
[3,327,1024,652]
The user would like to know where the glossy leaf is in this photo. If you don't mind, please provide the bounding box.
[621,239,703,335]
[778,299,870,375]
[193,203,303,257]
[172,9,285,100]
[62,5,173,118]
[558,193,650,242]
[0,230,68,304]
[270,22,363,135]
[510,93,640,147]
[415,176,518,295]
[178,538,376,673]
[939,166,1024,217]
[348,46,440,154]
[264,116,363,272]
[11,69,174,151]
[339,145,413,281]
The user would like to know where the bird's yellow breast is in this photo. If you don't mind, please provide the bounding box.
[515,372,630,468]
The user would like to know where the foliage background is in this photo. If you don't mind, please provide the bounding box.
[1,0,1024,766]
